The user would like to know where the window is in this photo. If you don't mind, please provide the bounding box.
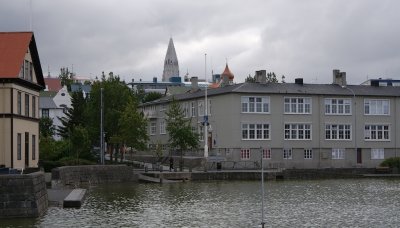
[284,123,311,140]
[364,124,390,141]
[29,62,33,81]
[160,120,166,134]
[198,100,204,116]
[17,92,22,115]
[199,125,204,141]
[241,96,270,113]
[284,97,311,114]
[17,133,22,160]
[364,99,389,115]
[242,123,270,140]
[160,104,166,112]
[150,122,156,135]
[332,148,345,159]
[325,124,351,140]
[371,148,384,160]
[25,94,29,116]
[42,109,49,118]
[241,149,250,160]
[325,98,351,115]
[32,96,36,118]
[191,102,196,117]
[283,148,292,159]
[182,102,190,118]
[32,135,36,160]
[304,149,313,159]
[263,148,271,159]
[24,60,29,79]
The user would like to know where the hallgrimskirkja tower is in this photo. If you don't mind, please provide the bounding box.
[162,38,179,82]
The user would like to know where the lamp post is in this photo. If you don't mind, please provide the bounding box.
[260,147,265,228]
[342,86,357,163]
[204,53,208,158]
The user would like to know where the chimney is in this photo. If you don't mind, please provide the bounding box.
[332,69,347,86]
[295,78,303,85]
[190,77,198,90]
[255,70,267,83]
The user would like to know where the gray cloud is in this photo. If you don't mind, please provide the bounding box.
[1,0,399,84]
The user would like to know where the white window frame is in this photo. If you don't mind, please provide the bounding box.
[263,148,271,159]
[304,149,313,159]
[364,124,390,141]
[241,96,270,113]
[364,99,390,115]
[198,100,204,117]
[283,148,292,159]
[191,101,196,117]
[284,97,311,114]
[284,123,312,140]
[332,148,345,159]
[198,125,204,141]
[325,124,352,140]
[150,122,156,135]
[242,123,270,140]
[371,148,384,160]
[325,98,352,115]
[240,148,250,160]
[160,120,166,134]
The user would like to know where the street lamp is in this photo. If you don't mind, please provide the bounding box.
[342,86,357,163]
[204,53,209,158]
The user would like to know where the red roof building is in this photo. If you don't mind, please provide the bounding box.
[0,32,45,169]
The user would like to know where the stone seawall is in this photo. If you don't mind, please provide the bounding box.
[51,165,138,188]
[191,171,279,181]
[0,172,48,218]
[282,168,376,179]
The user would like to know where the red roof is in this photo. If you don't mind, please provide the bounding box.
[0,32,45,88]
[44,78,62,92]
[221,63,234,80]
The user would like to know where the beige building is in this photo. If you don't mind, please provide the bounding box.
[141,70,400,169]
[0,32,45,169]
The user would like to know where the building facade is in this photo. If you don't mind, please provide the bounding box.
[141,70,400,169]
[0,32,45,169]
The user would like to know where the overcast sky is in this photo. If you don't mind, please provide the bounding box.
[1,0,399,84]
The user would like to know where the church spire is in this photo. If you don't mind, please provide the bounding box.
[162,37,179,82]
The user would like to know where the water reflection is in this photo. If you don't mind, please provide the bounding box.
[1,179,400,227]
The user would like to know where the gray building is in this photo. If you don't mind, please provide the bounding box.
[141,70,400,169]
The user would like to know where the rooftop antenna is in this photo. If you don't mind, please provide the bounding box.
[29,0,33,31]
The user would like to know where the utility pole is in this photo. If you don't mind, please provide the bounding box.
[204,53,208,158]
[100,88,104,165]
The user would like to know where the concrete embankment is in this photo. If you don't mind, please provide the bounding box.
[51,165,138,188]
[0,172,48,218]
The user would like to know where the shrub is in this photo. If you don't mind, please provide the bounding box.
[380,157,400,169]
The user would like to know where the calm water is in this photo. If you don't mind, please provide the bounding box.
[2,179,400,227]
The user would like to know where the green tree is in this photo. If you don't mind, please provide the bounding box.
[86,72,135,161]
[70,126,92,161]
[58,90,87,139]
[165,97,199,170]
[118,97,148,151]
[39,117,55,139]
[59,67,74,91]
[245,74,256,83]
[245,72,279,83]
[143,92,163,103]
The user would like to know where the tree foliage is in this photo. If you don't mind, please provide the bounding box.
[143,92,163,103]
[59,67,74,91]
[165,97,199,153]
[245,72,280,83]
[118,97,148,150]
[39,117,55,139]
[58,90,87,139]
